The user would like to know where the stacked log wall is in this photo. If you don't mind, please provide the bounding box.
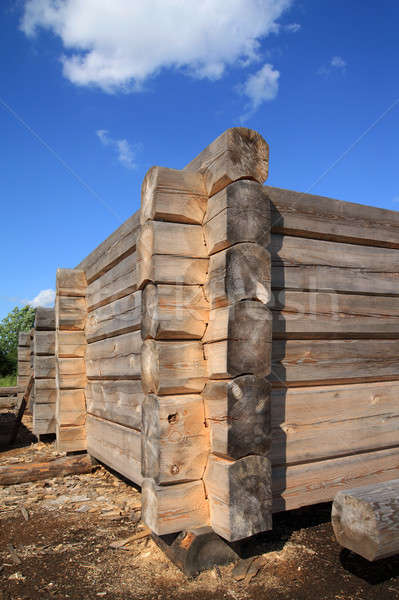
[17,331,32,403]
[266,186,399,511]
[76,213,143,479]
[32,308,56,435]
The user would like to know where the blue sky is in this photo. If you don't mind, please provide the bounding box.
[0,0,398,320]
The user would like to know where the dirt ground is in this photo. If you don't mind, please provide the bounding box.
[1,418,399,600]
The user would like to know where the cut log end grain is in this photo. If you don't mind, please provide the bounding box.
[140,166,207,225]
[332,479,399,561]
[56,268,87,297]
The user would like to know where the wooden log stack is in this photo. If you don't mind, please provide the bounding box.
[55,269,88,452]
[17,331,32,404]
[32,308,56,436]
[139,127,273,541]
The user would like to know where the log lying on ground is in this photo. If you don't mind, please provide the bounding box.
[184,127,269,197]
[0,453,95,486]
[140,167,207,225]
[332,479,399,561]
[204,180,270,255]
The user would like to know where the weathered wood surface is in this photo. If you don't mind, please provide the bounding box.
[271,290,399,338]
[56,424,87,452]
[86,291,141,343]
[34,331,56,355]
[18,332,31,346]
[32,403,56,434]
[17,347,31,361]
[142,478,209,535]
[271,339,399,385]
[0,454,95,486]
[86,252,137,310]
[77,211,140,284]
[332,479,399,561]
[0,386,19,396]
[271,381,399,466]
[204,301,272,379]
[34,356,56,379]
[137,221,207,289]
[57,389,86,426]
[57,331,86,358]
[34,307,55,331]
[56,296,86,330]
[267,185,399,248]
[56,268,87,297]
[18,362,31,377]
[271,234,399,295]
[272,446,399,513]
[185,127,268,196]
[141,340,207,395]
[141,167,207,225]
[87,414,142,485]
[204,180,270,255]
[141,283,208,340]
[86,380,143,431]
[86,331,142,379]
[35,378,56,391]
[204,376,271,460]
[141,394,208,484]
[204,454,272,541]
[206,243,271,308]
[57,358,86,390]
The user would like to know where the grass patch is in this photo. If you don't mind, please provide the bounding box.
[0,374,17,387]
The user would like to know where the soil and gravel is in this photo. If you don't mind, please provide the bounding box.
[1,418,399,600]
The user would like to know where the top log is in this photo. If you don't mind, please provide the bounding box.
[184,128,269,197]
[56,268,87,297]
[35,308,55,331]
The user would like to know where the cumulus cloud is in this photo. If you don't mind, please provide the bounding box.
[97,130,137,169]
[240,63,280,122]
[29,289,55,308]
[318,55,347,77]
[20,0,291,92]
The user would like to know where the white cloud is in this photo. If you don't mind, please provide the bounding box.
[285,23,301,32]
[96,130,137,169]
[393,196,399,203]
[240,63,280,122]
[318,55,347,77]
[20,0,292,92]
[29,289,55,308]
[331,56,346,69]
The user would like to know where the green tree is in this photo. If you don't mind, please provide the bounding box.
[0,305,36,375]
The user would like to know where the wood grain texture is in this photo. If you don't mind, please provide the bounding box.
[204,454,272,541]
[17,347,31,361]
[142,478,209,535]
[267,185,399,248]
[56,268,86,297]
[86,379,143,431]
[56,358,87,390]
[141,339,207,395]
[271,234,399,295]
[18,332,31,346]
[141,283,208,340]
[86,252,137,310]
[57,424,87,452]
[0,454,94,486]
[273,447,399,513]
[34,356,56,379]
[204,302,272,379]
[86,331,142,379]
[332,479,399,561]
[204,180,270,255]
[141,166,207,225]
[77,211,140,284]
[185,127,269,197]
[86,291,141,343]
[34,307,55,331]
[141,394,209,484]
[203,376,271,460]
[271,339,399,386]
[57,389,86,426]
[271,290,399,338]
[86,414,142,485]
[56,296,87,331]
[57,331,86,358]
[34,331,56,356]
[206,243,271,308]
